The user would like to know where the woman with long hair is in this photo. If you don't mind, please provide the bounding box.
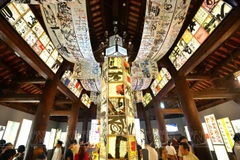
[74,145,89,160]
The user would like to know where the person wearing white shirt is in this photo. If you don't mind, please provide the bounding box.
[51,140,63,160]
[166,140,177,160]
[178,136,193,160]
[179,142,198,160]
[145,144,158,160]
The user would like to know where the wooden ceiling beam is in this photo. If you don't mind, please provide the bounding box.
[0,94,73,104]
[161,108,183,115]
[50,110,71,116]
[197,99,228,111]
[186,74,211,81]
[211,48,240,76]
[192,89,240,100]
[0,15,54,80]
[19,78,46,84]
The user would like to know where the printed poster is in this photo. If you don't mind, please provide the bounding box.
[204,114,223,145]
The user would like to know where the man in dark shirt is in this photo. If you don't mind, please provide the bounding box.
[65,141,74,160]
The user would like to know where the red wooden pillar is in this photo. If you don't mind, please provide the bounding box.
[24,61,69,160]
[153,98,168,146]
[65,102,80,146]
[164,59,212,159]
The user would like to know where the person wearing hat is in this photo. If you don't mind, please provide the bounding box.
[33,144,47,160]
[233,133,240,160]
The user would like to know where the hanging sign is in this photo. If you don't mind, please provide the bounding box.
[135,0,191,62]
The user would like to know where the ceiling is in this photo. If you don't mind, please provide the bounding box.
[0,0,240,122]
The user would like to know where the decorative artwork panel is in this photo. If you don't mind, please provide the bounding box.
[127,136,137,158]
[108,57,122,69]
[108,98,125,115]
[109,83,124,98]
[108,69,123,82]
[108,136,128,159]
[108,116,127,135]
[81,94,91,108]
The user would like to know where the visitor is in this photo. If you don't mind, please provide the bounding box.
[52,140,63,160]
[72,139,80,157]
[178,136,193,160]
[0,140,6,155]
[145,144,158,160]
[233,133,240,160]
[33,144,47,160]
[159,147,168,160]
[137,143,142,160]
[65,140,74,160]
[179,142,198,160]
[74,145,89,160]
[0,149,16,160]
[14,145,25,160]
[166,140,177,160]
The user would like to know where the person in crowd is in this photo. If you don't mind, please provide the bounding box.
[14,145,25,160]
[52,140,63,160]
[0,140,6,155]
[159,147,168,160]
[179,142,198,160]
[65,140,74,160]
[166,140,177,160]
[72,139,80,158]
[33,144,47,160]
[233,133,240,160]
[145,144,158,160]
[79,138,84,146]
[137,143,142,160]
[74,145,89,160]
[0,148,16,160]
[178,136,193,160]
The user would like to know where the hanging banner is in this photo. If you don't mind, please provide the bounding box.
[40,1,97,64]
[131,60,158,79]
[81,93,91,108]
[135,0,191,62]
[132,78,152,91]
[60,70,83,97]
[217,117,235,152]
[73,61,101,79]
[204,114,224,145]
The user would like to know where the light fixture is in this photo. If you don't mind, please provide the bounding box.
[234,71,240,83]
[160,102,165,109]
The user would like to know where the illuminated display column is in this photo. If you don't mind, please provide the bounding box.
[100,56,137,160]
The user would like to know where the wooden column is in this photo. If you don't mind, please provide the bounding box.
[81,114,88,142]
[24,61,69,160]
[152,98,168,146]
[164,59,212,159]
[65,102,80,146]
[142,107,154,145]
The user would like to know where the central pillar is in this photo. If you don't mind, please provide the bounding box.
[24,61,70,160]
[163,59,212,160]
[152,99,168,146]
[99,57,137,159]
